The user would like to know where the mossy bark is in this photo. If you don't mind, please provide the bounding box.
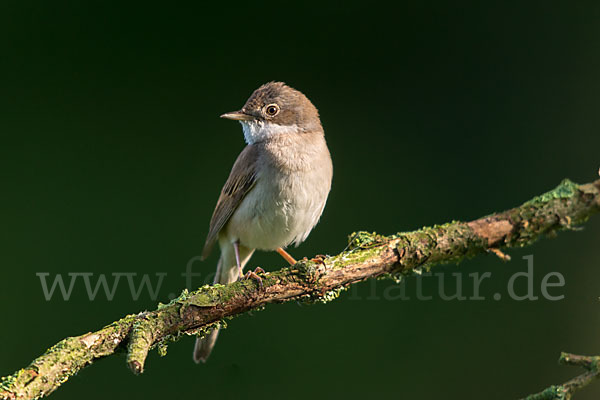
[1,179,599,400]
[520,353,600,400]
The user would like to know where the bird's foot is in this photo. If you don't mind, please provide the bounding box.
[311,254,327,265]
[243,267,264,289]
[253,267,265,274]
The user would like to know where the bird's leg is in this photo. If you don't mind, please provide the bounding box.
[233,240,243,279]
[234,241,263,288]
[276,247,297,265]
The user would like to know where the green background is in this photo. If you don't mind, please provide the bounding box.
[1,1,600,399]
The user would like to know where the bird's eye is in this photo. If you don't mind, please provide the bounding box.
[265,104,280,117]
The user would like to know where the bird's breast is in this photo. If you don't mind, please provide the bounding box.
[223,134,332,251]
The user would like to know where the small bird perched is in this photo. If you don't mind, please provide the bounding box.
[193,82,333,363]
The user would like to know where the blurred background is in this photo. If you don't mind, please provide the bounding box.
[1,1,600,399]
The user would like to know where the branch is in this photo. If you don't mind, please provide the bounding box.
[1,178,599,400]
[520,353,600,400]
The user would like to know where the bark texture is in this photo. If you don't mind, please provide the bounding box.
[1,178,599,400]
[520,353,600,400]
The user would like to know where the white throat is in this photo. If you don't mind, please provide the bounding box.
[241,121,300,144]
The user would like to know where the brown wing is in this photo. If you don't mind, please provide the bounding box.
[201,145,259,259]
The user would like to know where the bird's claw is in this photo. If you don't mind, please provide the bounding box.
[311,254,327,265]
[243,268,264,289]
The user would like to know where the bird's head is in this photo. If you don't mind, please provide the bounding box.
[220,82,322,144]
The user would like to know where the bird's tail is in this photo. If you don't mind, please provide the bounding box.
[193,243,253,363]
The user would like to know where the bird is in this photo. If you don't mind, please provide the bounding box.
[193,81,333,363]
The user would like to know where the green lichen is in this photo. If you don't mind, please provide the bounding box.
[184,319,226,339]
[293,260,321,284]
[328,244,387,271]
[185,291,222,307]
[505,179,589,248]
[302,286,349,304]
[176,280,258,315]
[157,289,190,310]
[520,385,565,400]
[525,179,579,206]
[0,373,17,394]
[157,342,168,357]
[347,231,389,251]
[382,220,489,279]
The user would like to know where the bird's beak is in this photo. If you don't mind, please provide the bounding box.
[220,110,254,121]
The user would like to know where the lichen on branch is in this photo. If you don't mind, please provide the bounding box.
[1,178,599,400]
[520,353,600,400]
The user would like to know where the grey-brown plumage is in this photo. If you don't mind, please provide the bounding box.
[201,146,258,259]
[194,82,333,363]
